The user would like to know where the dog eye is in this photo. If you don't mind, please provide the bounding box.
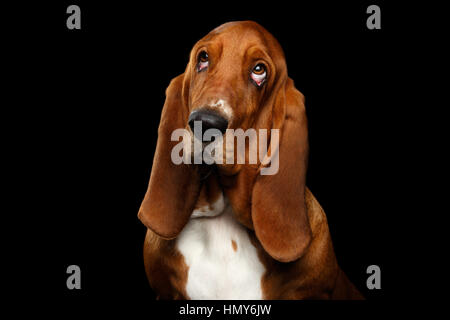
[197,51,209,72]
[251,63,267,86]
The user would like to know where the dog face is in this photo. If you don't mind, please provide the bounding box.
[183,22,290,174]
[138,21,312,263]
[186,22,287,133]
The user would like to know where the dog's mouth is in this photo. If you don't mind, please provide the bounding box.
[190,134,222,165]
[196,163,215,180]
[182,109,246,176]
[188,118,227,166]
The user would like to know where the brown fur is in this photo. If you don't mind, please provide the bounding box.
[231,240,238,252]
[139,21,363,299]
[143,230,189,299]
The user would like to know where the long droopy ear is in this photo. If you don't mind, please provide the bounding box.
[252,78,312,262]
[138,74,202,239]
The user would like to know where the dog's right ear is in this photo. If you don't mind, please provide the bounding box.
[138,74,202,239]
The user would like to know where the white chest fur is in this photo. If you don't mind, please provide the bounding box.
[176,197,265,300]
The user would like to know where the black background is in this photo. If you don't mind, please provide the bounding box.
[7,0,423,316]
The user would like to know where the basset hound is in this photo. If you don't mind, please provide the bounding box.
[138,21,363,300]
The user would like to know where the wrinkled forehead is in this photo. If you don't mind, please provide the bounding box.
[193,21,284,61]
[208,21,268,43]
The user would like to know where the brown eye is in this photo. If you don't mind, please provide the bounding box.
[252,63,266,75]
[197,51,209,72]
[199,51,208,62]
[251,63,267,86]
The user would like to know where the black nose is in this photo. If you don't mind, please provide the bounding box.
[188,109,228,139]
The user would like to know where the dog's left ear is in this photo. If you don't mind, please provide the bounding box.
[252,78,312,263]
